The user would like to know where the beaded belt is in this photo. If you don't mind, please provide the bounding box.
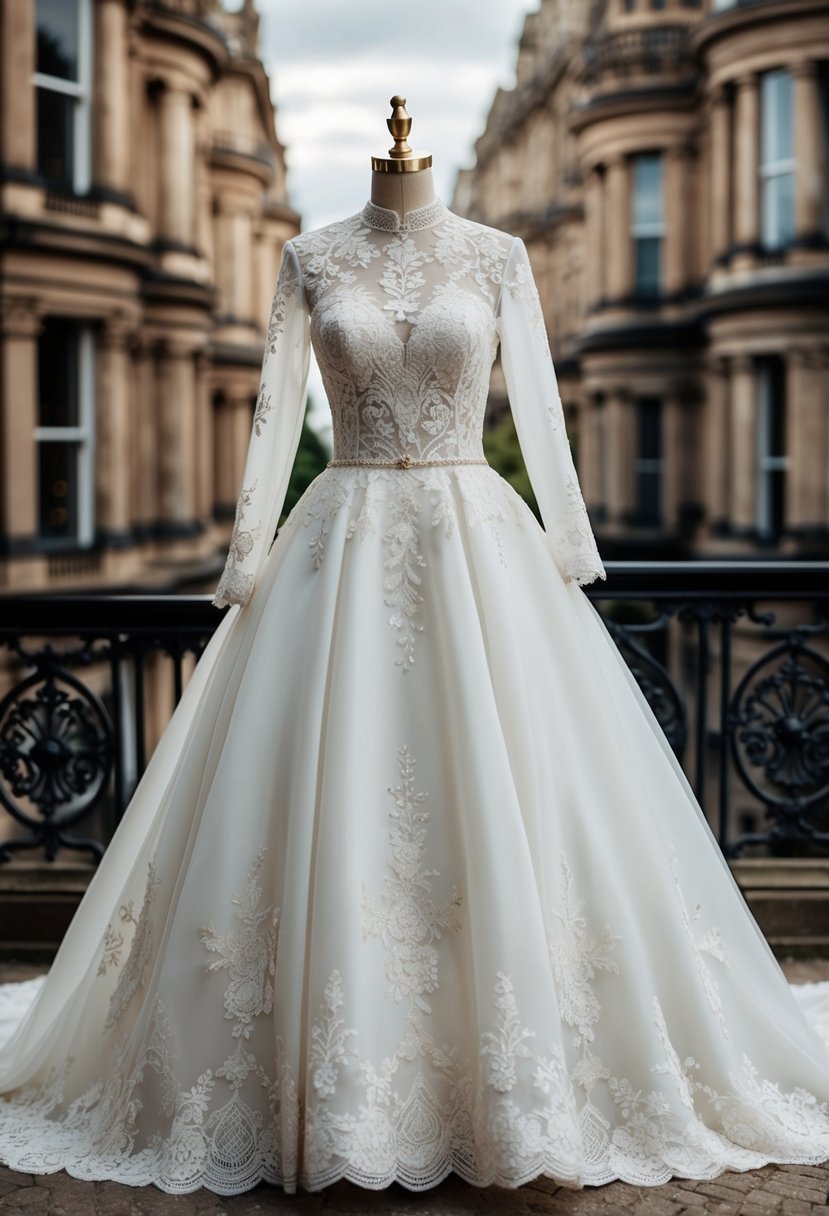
[327,455,488,469]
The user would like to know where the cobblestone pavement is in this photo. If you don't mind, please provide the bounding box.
[0,960,828,1215]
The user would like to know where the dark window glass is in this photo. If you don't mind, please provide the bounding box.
[650,0,666,9]
[38,318,79,427]
[36,88,74,185]
[39,442,79,542]
[624,0,637,10]
[635,237,661,297]
[635,399,662,525]
[36,0,79,81]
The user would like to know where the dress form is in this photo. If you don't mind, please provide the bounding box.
[369,96,436,221]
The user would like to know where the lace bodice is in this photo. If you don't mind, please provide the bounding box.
[213,197,606,608]
[294,198,508,464]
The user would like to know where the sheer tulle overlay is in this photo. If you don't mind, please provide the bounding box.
[2,198,829,1197]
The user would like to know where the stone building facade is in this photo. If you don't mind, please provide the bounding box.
[0,0,300,593]
[454,0,829,562]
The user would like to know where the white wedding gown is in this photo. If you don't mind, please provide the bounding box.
[2,196,829,1197]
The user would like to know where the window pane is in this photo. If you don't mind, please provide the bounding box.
[762,171,795,248]
[39,442,79,542]
[37,88,74,185]
[635,400,662,525]
[38,318,79,427]
[635,236,661,295]
[761,70,793,166]
[639,400,661,460]
[632,154,663,228]
[35,0,78,80]
[36,0,79,81]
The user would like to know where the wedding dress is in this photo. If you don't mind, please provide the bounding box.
[2,195,829,1198]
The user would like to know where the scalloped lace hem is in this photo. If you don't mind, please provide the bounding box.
[3,1140,829,1197]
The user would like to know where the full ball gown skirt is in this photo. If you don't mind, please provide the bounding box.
[1,197,829,1196]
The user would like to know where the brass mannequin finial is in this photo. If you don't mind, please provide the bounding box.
[371,96,432,174]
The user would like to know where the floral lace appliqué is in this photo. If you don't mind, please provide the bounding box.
[198,849,279,1040]
[362,745,463,1013]
[103,859,160,1030]
[668,846,730,1038]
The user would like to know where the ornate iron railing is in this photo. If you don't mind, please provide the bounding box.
[0,561,828,864]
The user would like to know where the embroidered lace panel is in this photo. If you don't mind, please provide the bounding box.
[2,808,829,1195]
[278,464,533,673]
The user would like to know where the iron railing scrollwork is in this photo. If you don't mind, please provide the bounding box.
[0,596,215,864]
[0,564,828,864]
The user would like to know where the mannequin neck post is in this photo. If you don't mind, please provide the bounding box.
[369,167,436,222]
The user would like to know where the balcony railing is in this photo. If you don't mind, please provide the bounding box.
[581,24,695,85]
[1,561,828,865]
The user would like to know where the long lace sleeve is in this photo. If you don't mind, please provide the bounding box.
[212,240,311,609]
[496,236,606,588]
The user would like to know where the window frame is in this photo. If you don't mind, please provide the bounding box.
[631,152,665,299]
[35,321,96,549]
[759,68,796,251]
[32,0,93,193]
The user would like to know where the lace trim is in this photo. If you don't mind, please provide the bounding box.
[359,197,450,233]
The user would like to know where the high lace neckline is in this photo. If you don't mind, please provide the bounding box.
[360,196,450,233]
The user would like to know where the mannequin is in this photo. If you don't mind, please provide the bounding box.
[369,95,436,220]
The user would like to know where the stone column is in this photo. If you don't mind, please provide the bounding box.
[129,332,155,534]
[194,348,213,521]
[733,73,760,251]
[233,211,253,323]
[604,387,634,524]
[0,0,35,172]
[96,318,134,541]
[578,398,601,509]
[729,354,756,530]
[606,154,632,301]
[156,84,195,249]
[596,166,607,305]
[785,346,826,529]
[229,391,255,484]
[194,108,214,264]
[584,166,602,310]
[212,199,233,318]
[793,60,824,243]
[94,0,129,197]
[213,391,252,513]
[709,84,732,263]
[0,299,40,547]
[664,145,689,295]
[156,341,197,528]
[703,356,730,529]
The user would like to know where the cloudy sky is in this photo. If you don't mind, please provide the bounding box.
[256,0,536,231]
